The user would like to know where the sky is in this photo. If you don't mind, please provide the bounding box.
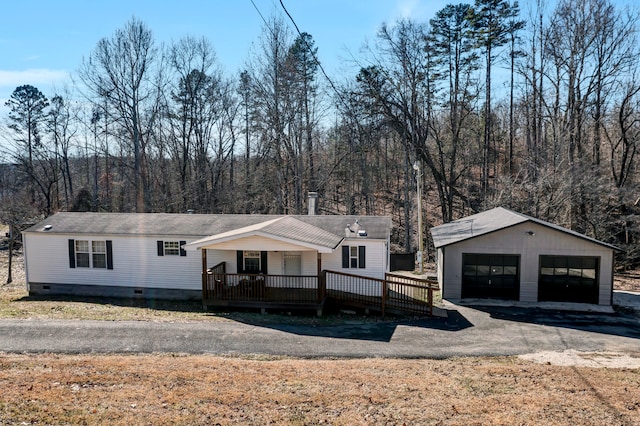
[0,0,448,107]
[0,0,636,113]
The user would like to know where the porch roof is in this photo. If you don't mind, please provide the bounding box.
[185,216,344,253]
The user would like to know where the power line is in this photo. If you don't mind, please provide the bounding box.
[249,0,269,28]
[278,0,351,112]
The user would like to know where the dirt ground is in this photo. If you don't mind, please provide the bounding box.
[0,353,638,425]
[614,271,640,292]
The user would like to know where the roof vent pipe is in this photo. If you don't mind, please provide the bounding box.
[307,192,318,215]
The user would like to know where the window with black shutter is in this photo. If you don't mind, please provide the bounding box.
[68,239,113,269]
[341,245,366,269]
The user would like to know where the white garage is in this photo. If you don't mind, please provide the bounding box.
[430,207,620,306]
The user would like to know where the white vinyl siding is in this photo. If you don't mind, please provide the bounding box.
[322,239,387,279]
[24,233,202,291]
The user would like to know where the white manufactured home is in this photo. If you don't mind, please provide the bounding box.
[22,212,392,307]
[431,207,620,306]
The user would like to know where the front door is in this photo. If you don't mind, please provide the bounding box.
[462,254,520,300]
[283,254,302,275]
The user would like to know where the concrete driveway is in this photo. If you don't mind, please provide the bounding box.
[0,303,638,358]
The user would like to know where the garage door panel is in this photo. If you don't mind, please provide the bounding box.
[538,256,599,304]
[462,254,520,300]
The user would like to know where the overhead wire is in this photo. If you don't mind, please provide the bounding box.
[277,0,352,111]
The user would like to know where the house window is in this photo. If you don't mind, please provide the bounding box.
[157,240,187,257]
[164,241,180,256]
[69,239,113,269]
[244,251,261,273]
[92,241,107,268]
[342,245,366,269]
[75,240,90,268]
[350,246,359,268]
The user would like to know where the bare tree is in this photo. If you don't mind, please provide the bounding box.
[79,17,162,212]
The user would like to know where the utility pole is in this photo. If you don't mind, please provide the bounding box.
[413,161,424,274]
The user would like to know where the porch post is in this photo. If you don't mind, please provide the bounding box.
[317,253,325,302]
[201,249,207,302]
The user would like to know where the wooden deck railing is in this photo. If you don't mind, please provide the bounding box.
[202,262,436,317]
[204,265,324,306]
[326,270,438,316]
[385,272,439,316]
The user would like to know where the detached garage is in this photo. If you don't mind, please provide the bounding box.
[431,207,620,306]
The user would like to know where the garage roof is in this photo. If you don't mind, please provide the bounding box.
[430,207,621,251]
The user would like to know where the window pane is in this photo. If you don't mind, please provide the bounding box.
[76,240,89,253]
[540,267,554,276]
[93,254,106,268]
[554,267,568,276]
[476,265,490,276]
[76,253,90,268]
[503,266,517,276]
[350,246,358,257]
[491,266,504,275]
[351,258,358,268]
[568,268,582,277]
[245,257,260,272]
[463,265,476,276]
[92,241,106,253]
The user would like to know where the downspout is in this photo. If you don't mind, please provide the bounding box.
[22,232,30,292]
[610,251,614,306]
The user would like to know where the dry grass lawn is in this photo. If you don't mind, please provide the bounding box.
[0,353,639,425]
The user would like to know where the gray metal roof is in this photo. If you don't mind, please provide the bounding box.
[24,212,391,242]
[186,216,345,251]
[430,207,621,251]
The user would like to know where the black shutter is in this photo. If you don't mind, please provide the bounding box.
[237,250,244,273]
[260,251,268,274]
[179,240,187,257]
[157,241,164,256]
[68,239,76,268]
[342,246,349,268]
[106,240,113,270]
[358,246,366,269]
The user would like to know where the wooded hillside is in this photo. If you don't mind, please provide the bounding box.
[2,0,639,267]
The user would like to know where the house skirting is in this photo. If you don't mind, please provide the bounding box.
[28,282,201,301]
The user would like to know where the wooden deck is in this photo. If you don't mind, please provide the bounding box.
[202,263,438,317]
